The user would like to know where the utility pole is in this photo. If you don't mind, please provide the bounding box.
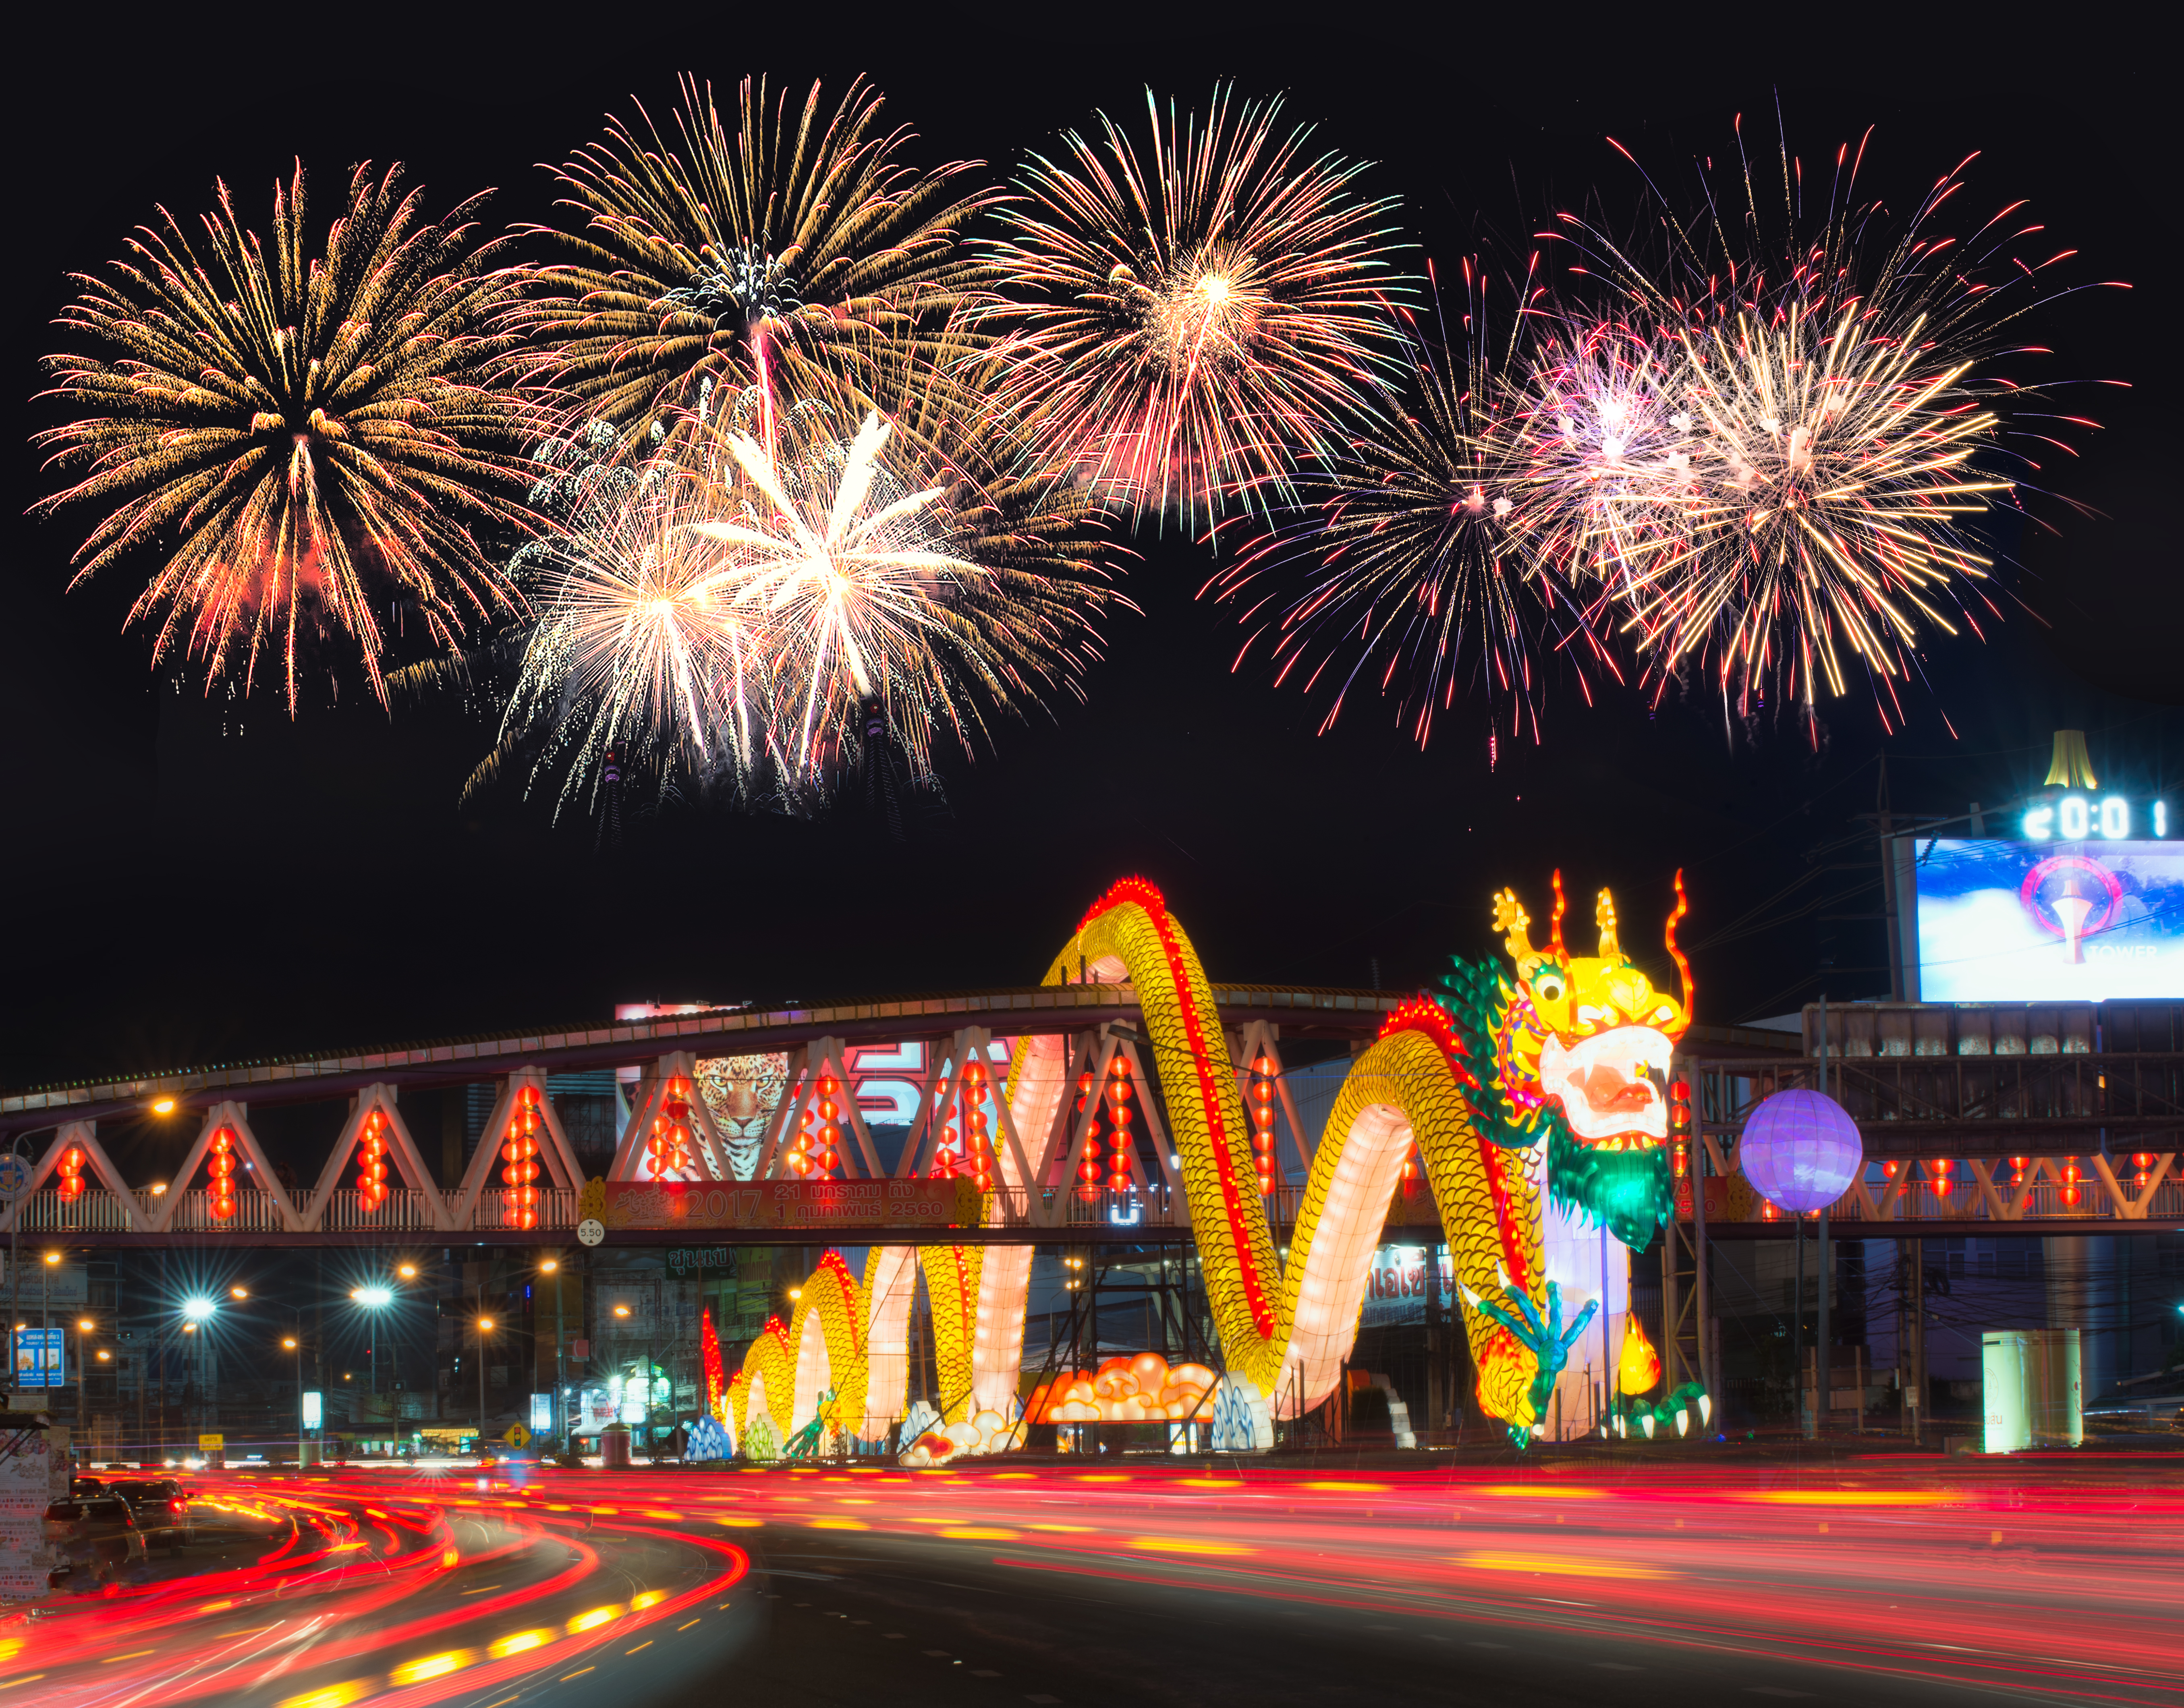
[1817,997,1831,1439]
[476,1276,493,1463]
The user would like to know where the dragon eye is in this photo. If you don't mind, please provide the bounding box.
[1534,973,1566,1003]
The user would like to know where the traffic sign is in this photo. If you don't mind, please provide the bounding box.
[504,1422,531,1448]
[577,1218,605,1247]
[198,1434,224,1451]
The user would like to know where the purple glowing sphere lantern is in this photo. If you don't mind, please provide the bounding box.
[1739,1089,1863,1214]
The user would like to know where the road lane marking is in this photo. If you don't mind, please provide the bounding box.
[1130,1537,1252,1557]
[274,1685,369,1708]
[101,1651,156,1662]
[942,1528,1018,1540]
[678,1619,701,1631]
[391,1650,474,1685]
[560,1667,595,1680]
[626,1642,652,1654]
[1454,1553,1668,1579]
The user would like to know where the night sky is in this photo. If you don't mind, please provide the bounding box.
[4,15,2174,1092]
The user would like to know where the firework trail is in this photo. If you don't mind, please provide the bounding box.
[511,75,995,462]
[981,85,1410,529]
[34,163,531,712]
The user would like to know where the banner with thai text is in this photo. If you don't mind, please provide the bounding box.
[602,1177,978,1232]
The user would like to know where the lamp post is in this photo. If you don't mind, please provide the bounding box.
[76,1315,94,1441]
[351,1285,393,1401]
[282,1335,303,1464]
[41,1253,59,1408]
[4,1136,36,1399]
[180,1297,215,1451]
[475,1314,496,1461]
[540,1257,564,1451]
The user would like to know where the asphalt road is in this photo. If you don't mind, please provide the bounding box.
[0,1455,2175,1708]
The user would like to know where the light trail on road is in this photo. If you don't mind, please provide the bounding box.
[0,1455,2174,1708]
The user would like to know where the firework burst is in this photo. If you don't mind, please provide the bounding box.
[1208,263,1599,746]
[512,75,994,460]
[1531,125,2112,725]
[982,86,1409,527]
[34,162,531,711]
[494,324,1122,815]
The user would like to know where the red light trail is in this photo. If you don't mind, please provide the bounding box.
[0,1457,2172,1707]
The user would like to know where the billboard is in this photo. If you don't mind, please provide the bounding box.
[1912,838,2184,1001]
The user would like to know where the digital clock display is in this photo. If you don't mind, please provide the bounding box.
[2020,796,2169,842]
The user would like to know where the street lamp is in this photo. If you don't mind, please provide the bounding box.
[282,1335,305,1464]
[39,1254,60,1411]
[351,1284,395,1405]
[475,1316,496,1461]
[76,1316,94,1437]
[180,1298,215,1450]
[539,1257,565,1451]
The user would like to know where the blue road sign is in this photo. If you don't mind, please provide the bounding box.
[12,1328,64,1388]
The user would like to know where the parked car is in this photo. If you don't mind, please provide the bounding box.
[106,1478,195,1555]
[42,1496,146,1583]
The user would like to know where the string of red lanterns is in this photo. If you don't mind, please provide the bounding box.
[1075,1067,1103,1203]
[502,1083,544,1231]
[964,1060,994,1194]
[354,1110,388,1212]
[1106,1054,1133,1196]
[930,1067,959,1180]
[647,1077,697,1179]
[54,1144,87,1204]
[1249,1056,1278,1197]
[209,1125,242,1220]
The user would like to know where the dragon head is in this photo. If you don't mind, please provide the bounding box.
[1492,871,1693,1247]
[1492,870,1691,1149]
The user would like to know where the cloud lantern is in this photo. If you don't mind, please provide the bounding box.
[1738,1088,1863,1215]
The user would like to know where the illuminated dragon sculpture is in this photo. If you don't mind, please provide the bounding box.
[722,871,1695,1453]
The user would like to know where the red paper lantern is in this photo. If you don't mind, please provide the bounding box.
[55,1144,87,1204]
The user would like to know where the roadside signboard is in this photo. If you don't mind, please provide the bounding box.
[12,1329,63,1388]
[198,1434,224,1451]
[0,1157,29,1201]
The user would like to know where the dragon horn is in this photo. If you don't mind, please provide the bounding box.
[1664,869,1695,1022]
[1596,887,1620,957]
[1549,871,1568,956]
[1492,887,1540,968]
